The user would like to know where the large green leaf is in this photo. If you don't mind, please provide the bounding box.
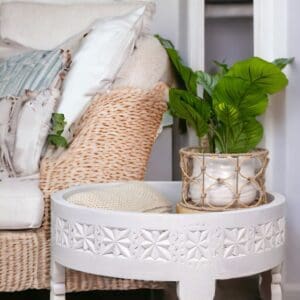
[196,71,221,96]
[215,119,263,153]
[213,100,239,126]
[168,88,210,138]
[156,35,197,95]
[272,57,294,70]
[213,77,268,124]
[226,57,288,94]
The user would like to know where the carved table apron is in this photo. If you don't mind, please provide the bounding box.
[50,182,286,300]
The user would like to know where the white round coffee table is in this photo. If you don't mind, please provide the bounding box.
[50,182,285,300]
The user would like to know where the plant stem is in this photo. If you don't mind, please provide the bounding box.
[209,124,226,153]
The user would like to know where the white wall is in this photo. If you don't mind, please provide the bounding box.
[284,0,300,297]
[254,0,300,298]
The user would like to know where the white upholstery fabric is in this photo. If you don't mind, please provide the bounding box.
[58,7,147,131]
[113,34,174,90]
[0,41,31,61]
[67,182,172,213]
[0,1,155,50]
[0,34,83,62]
[0,176,44,229]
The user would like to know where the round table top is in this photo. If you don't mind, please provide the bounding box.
[51,181,286,282]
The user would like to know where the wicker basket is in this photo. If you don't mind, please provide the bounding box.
[179,147,269,212]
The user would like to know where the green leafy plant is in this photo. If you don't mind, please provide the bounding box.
[157,35,293,153]
[47,113,68,148]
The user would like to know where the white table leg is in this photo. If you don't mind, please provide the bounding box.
[271,265,282,300]
[177,276,215,300]
[50,261,66,300]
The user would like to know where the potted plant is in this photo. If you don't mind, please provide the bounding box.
[157,35,292,212]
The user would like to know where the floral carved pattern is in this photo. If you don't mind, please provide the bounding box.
[223,228,249,258]
[101,227,131,258]
[185,230,209,262]
[54,217,285,264]
[72,223,96,253]
[273,218,285,247]
[56,218,70,248]
[140,230,171,261]
[255,219,285,253]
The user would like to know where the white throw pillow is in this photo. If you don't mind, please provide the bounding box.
[57,7,147,131]
[113,34,175,90]
[67,182,172,213]
[0,175,44,229]
[0,95,28,179]
[13,89,60,176]
[0,1,155,50]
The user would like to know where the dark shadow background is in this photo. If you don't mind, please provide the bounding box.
[0,276,263,300]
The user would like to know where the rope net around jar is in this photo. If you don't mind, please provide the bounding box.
[180,147,269,211]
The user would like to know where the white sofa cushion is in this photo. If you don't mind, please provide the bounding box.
[0,176,44,229]
[57,7,147,131]
[0,1,155,50]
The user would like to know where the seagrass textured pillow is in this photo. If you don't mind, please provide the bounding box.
[67,182,172,213]
[40,83,168,195]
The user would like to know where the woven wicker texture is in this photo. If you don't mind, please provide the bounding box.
[180,147,269,211]
[40,83,167,292]
[0,229,47,291]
